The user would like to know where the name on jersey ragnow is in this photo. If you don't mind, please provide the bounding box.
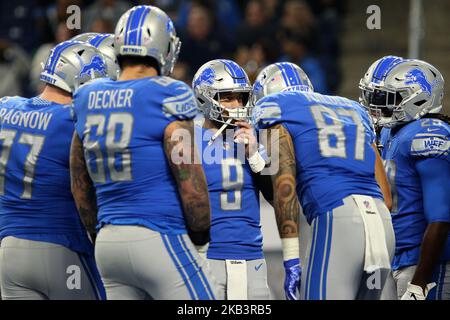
[88,89,133,110]
[0,108,53,131]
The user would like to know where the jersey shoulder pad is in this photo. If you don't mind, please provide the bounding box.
[155,78,199,121]
[0,96,27,108]
[252,93,289,130]
[409,119,449,159]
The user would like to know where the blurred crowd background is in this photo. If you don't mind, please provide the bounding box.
[1,0,449,117]
[0,0,344,98]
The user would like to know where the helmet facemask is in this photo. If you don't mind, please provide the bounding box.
[359,81,408,128]
[207,90,252,127]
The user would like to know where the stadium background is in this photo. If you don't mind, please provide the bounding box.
[0,0,447,299]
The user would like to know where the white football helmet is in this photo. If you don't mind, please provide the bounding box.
[73,33,120,80]
[40,40,108,93]
[192,59,252,126]
[251,62,313,105]
[359,56,444,127]
[114,5,181,76]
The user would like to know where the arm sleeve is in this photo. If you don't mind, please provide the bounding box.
[252,95,283,130]
[162,80,199,121]
[415,157,450,223]
[410,122,449,161]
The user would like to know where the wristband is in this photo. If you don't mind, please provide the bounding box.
[281,238,299,261]
[248,151,266,173]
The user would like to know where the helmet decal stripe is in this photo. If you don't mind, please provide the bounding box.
[127,6,146,46]
[123,7,135,45]
[221,60,236,80]
[221,60,247,84]
[372,56,403,84]
[137,7,151,46]
[275,63,290,87]
[285,62,302,86]
[379,58,405,82]
[90,34,109,48]
[288,62,302,85]
[281,63,293,86]
[48,42,78,74]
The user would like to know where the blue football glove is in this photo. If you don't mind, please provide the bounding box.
[283,258,302,300]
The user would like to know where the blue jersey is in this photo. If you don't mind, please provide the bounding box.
[254,91,383,223]
[0,96,92,254]
[194,119,263,260]
[380,118,450,270]
[73,77,198,234]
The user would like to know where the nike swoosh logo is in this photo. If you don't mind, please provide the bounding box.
[255,263,263,271]
[427,128,440,132]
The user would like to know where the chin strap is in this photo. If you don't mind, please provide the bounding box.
[208,118,233,146]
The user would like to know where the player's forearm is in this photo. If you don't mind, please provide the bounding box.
[178,170,211,232]
[372,143,392,211]
[271,125,300,238]
[411,222,449,289]
[164,120,211,232]
[69,132,98,237]
[274,173,300,238]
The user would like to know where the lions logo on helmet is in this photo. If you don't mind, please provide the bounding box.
[405,68,433,97]
[79,55,107,79]
[72,33,120,80]
[193,68,216,88]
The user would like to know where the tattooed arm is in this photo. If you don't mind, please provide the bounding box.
[264,123,302,300]
[70,132,98,242]
[264,124,300,239]
[164,120,211,245]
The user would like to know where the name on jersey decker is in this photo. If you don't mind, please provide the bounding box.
[88,89,133,110]
[0,107,53,131]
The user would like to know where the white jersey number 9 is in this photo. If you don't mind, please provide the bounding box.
[220,158,244,211]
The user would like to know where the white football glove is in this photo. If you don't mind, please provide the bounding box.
[401,282,436,300]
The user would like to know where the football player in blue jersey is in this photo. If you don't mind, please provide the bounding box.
[252,62,395,300]
[191,59,274,300]
[70,5,218,300]
[360,57,449,300]
[0,40,108,299]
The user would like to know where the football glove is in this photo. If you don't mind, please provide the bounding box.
[284,258,302,300]
[401,282,436,300]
